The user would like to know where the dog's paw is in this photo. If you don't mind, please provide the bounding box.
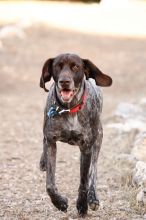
[76,192,88,217]
[88,199,99,211]
[87,191,99,211]
[51,194,68,212]
[39,154,46,171]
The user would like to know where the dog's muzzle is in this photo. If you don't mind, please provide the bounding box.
[58,78,75,102]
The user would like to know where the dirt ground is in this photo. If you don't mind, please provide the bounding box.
[0,1,146,220]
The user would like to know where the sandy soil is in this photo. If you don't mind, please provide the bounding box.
[0,1,146,219]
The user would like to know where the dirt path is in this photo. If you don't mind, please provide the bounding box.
[1,1,146,219]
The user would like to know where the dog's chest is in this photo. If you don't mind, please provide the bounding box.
[51,113,90,146]
[65,114,81,131]
[58,114,83,145]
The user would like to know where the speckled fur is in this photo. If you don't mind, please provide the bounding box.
[39,54,112,216]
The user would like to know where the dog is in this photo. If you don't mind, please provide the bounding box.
[39,53,112,216]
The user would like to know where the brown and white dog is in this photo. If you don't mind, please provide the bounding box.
[39,53,112,216]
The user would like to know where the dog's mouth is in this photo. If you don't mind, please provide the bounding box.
[60,89,75,102]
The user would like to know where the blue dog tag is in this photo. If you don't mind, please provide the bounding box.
[47,107,58,118]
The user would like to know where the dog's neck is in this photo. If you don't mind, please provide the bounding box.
[55,80,85,110]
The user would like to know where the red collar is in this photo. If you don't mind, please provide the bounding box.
[69,90,87,113]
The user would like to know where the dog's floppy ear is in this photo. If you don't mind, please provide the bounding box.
[40,58,54,92]
[83,59,112,87]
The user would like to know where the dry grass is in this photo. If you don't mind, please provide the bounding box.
[1,1,146,219]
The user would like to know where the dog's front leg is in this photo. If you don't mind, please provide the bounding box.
[87,123,102,211]
[77,150,92,217]
[87,140,100,211]
[40,137,48,171]
[45,138,68,212]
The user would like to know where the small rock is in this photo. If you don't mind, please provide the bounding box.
[107,102,146,132]
[115,102,143,119]
[107,120,146,132]
[136,188,146,206]
[131,132,146,162]
[133,161,146,187]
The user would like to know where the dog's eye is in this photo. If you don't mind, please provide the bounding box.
[72,64,79,72]
[58,62,63,69]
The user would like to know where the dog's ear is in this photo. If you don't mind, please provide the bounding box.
[83,59,112,87]
[40,58,54,92]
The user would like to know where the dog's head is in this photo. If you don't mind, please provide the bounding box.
[40,53,112,103]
